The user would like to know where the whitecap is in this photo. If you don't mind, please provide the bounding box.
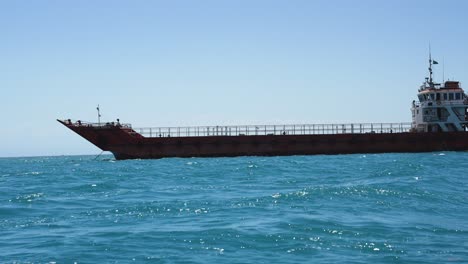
[296,190,308,196]
[271,193,281,199]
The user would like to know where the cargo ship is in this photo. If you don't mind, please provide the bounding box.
[58,58,468,159]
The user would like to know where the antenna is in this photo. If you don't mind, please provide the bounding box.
[428,43,433,84]
[97,105,101,125]
[442,57,445,83]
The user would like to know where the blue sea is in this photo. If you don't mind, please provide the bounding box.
[1,153,467,263]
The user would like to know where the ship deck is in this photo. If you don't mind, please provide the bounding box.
[64,120,412,138]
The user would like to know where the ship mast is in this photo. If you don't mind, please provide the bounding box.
[429,45,433,85]
[427,45,439,87]
[97,105,101,125]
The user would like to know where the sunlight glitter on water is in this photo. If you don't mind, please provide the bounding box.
[0,153,467,263]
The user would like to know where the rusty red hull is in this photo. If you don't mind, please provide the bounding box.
[58,120,468,160]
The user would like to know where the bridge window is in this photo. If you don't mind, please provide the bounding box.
[456,93,461,100]
[443,93,448,100]
[449,93,454,100]
[418,95,424,101]
[430,94,435,100]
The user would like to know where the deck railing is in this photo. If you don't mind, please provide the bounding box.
[65,120,132,129]
[135,123,412,138]
[413,100,468,107]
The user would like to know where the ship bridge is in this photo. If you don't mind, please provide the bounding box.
[411,57,468,132]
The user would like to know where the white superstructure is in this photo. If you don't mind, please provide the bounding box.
[411,56,468,132]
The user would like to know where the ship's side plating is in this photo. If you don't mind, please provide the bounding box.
[110,132,468,159]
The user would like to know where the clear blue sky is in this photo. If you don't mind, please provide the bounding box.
[1,0,468,157]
